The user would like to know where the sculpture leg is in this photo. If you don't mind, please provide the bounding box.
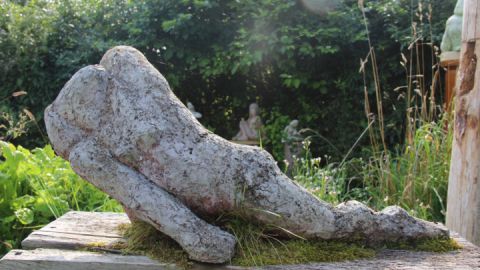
[68,139,236,264]
[243,174,337,239]
[244,174,448,243]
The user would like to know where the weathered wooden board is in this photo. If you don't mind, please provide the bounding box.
[0,249,245,270]
[21,211,129,250]
[0,248,169,270]
[1,211,480,270]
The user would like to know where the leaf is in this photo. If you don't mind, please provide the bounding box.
[2,215,16,224]
[292,79,301,89]
[12,91,27,97]
[12,195,36,209]
[161,20,176,32]
[15,208,34,225]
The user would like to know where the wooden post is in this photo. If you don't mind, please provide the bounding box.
[446,0,480,245]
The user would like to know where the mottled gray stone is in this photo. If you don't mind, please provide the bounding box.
[45,46,448,264]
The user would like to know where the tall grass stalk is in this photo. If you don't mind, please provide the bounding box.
[354,0,450,222]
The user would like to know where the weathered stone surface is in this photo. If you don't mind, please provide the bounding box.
[44,46,448,263]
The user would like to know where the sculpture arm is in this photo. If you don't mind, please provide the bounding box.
[68,139,236,263]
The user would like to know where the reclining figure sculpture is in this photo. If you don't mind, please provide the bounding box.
[45,46,448,264]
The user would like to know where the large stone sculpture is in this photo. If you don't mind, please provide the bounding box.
[45,46,448,264]
[441,0,463,56]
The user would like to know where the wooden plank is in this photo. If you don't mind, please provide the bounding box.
[0,249,173,270]
[0,249,246,270]
[22,211,129,250]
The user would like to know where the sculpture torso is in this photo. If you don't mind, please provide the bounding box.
[46,51,277,216]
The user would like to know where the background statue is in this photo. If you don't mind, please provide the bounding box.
[441,0,463,55]
[232,103,263,141]
[44,46,448,264]
[187,101,202,119]
[282,120,303,168]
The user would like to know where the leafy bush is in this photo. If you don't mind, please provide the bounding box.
[262,109,291,161]
[0,141,121,255]
[0,0,455,160]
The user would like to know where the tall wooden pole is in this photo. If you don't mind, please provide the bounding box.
[446,0,480,244]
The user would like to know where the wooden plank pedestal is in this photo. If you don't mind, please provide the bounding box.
[1,211,480,269]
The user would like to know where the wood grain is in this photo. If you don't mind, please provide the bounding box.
[462,0,480,42]
[447,0,480,245]
[22,211,129,250]
[0,249,168,270]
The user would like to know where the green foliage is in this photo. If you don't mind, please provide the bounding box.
[262,109,291,161]
[0,141,122,255]
[293,115,452,222]
[0,0,455,159]
[355,114,453,222]
[292,140,344,204]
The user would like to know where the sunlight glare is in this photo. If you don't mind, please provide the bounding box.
[300,0,338,15]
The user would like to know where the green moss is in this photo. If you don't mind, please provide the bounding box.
[116,223,131,235]
[386,237,461,252]
[231,237,375,266]
[86,241,108,248]
[120,221,192,269]
[115,218,460,269]
[223,216,375,266]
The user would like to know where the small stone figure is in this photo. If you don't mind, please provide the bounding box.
[441,0,463,56]
[282,120,303,167]
[232,103,263,141]
[187,102,202,119]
